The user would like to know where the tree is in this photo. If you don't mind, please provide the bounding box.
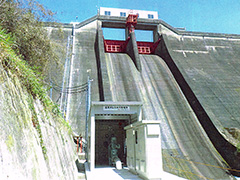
[0,0,59,77]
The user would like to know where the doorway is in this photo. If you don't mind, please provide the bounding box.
[95,120,128,166]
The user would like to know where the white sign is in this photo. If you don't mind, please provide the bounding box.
[103,105,130,111]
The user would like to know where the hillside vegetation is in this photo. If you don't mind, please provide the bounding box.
[0,1,77,179]
[0,0,59,78]
[0,0,66,117]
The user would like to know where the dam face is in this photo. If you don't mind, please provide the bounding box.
[47,14,240,179]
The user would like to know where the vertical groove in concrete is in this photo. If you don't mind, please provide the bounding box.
[95,24,105,101]
[156,35,240,176]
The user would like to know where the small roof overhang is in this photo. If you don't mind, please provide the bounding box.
[90,101,142,121]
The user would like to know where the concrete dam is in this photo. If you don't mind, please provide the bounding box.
[47,14,240,179]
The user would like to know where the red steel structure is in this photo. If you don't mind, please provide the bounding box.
[103,14,161,54]
[126,14,138,34]
[104,37,130,53]
[137,39,161,54]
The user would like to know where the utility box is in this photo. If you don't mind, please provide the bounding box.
[124,121,162,180]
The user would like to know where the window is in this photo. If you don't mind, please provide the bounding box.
[120,12,126,17]
[148,14,154,19]
[105,11,111,16]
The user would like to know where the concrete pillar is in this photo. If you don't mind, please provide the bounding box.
[97,20,102,28]
[153,24,161,42]
[126,32,141,71]
[125,27,129,40]
[95,20,112,101]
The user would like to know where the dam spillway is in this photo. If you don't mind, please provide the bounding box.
[46,14,240,179]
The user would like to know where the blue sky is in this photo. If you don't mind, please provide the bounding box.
[37,0,240,35]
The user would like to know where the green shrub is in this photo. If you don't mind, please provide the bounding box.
[0,28,72,159]
[0,0,58,78]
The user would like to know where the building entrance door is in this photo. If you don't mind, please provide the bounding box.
[88,101,142,170]
[95,120,127,166]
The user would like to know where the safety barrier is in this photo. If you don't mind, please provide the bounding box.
[103,38,161,55]
[103,38,130,53]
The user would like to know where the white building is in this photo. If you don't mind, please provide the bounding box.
[99,7,158,20]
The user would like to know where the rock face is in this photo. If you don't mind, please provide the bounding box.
[0,61,78,179]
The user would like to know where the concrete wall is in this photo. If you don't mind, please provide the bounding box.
[98,26,234,179]
[65,21,100,135]
[156,24,240,176]
[46,16,240,179]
